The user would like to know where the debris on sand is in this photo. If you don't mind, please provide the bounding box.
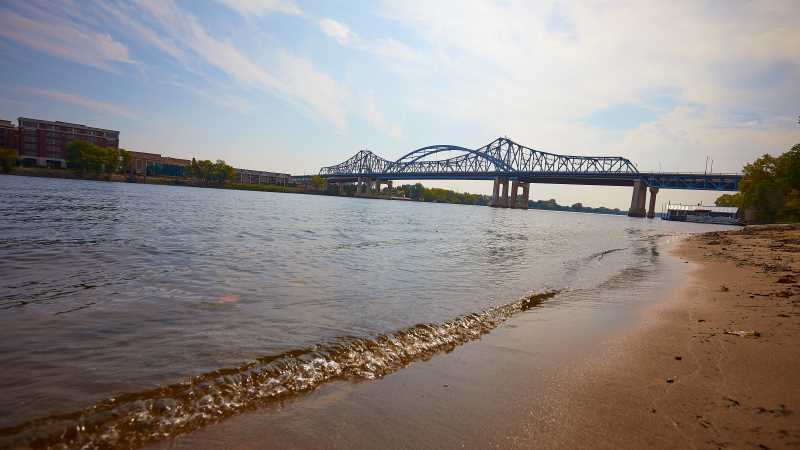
[720,285,730,292]
[724,330,761,338]
[777,275,797,284]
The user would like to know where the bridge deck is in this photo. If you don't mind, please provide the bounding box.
[308,172,740,191]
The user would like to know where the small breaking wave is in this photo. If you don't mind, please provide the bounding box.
[588,248,625,260]
[0,291,558,449]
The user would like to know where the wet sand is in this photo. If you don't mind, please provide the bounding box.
[536,224,800,449]
[153,226,800,449]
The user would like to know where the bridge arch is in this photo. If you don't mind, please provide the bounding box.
[390,144,515,173]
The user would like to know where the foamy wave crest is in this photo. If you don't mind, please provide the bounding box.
[0,291,558,449]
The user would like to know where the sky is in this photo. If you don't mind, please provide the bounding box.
[1,0,798,209]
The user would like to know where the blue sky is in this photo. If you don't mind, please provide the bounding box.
[1,0,798,209]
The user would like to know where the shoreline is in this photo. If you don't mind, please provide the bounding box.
[0,210,772,448]
[533,225,800,448]
[142,234,695,449]
[147,228,800,449]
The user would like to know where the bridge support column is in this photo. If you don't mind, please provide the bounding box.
[357,177,370,195]
[647,187,659,218]
[491,177,510,207]
[386,180,393,198]
[491,177,500,206]
[509,181,530,209]
[628,180,647,217]
[511,181,531,209]
[338,183,345,195]
[510,180,519,208]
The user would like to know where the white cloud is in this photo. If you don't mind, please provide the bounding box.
[170,81,252,114]
[20,86,138,119]
[0,9,136,73]
[214,0,303,17]
[94,0,186,63]
[360,37,424,64]
[274,51,349,131]
[317,17,424,64]
[362,92,403,139]
[131,0,349,129]
[318,18,352,45]
[379,1,800,159]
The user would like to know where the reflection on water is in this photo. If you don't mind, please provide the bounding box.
[0,175,735,444]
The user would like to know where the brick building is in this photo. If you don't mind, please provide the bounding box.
[234,168,291,185]
[128,151,191,177]
[0,119,20,153]
[17,117,120,168]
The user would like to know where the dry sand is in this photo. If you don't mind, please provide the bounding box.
[536,225,800,449]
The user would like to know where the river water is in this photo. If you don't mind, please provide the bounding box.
[0,175,734,447]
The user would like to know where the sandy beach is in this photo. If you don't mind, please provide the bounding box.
[536,225,800,449]
[150,226,800,450]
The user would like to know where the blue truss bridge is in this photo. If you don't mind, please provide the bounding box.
[306,137,741,218]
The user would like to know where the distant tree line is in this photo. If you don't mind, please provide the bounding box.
[399,183,489,205]
[394,182,624,214]
[715,142,800,223]
[528,198,625,215]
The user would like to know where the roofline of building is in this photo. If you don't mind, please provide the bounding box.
[17,117,119,134]
[234,168,292,177]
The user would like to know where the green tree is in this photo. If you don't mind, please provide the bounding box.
[0,148,17,173]
[118,149,131,174]
[188,158,234,185]
[714,193,742,207]
[310,175,327,191]
[66,140,130,175]
[729,143,800,223]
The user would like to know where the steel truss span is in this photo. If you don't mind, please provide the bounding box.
[319,137,638,177]
[316,137,741,191]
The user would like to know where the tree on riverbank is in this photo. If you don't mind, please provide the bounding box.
[310,175,327,191]
[187,158,235,185]
[714,193,742,207]
[67,140,128,175]
[0,148,17,173]
[720,143,800,223]
[398,183,489,205]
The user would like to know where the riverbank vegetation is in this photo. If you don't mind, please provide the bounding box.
[0,148,17,173]
[395,183,624,214]
[186,158,235,186]
[398,183,488,205]
[716,142,800,223]
[67,141,130,175]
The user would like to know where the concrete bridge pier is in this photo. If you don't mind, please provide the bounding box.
[627,180,647,217]
[510,181,530,209]
[373,179,393,197]
[491,177,510,207]
[647,187,659,218]
[357,177,370,195]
